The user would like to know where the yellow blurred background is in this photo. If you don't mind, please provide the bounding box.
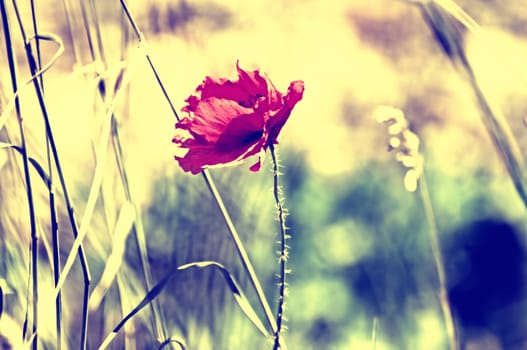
[2,0,527,349]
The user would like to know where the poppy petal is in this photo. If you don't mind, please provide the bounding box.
[267,80,305,144]
[173,62,304,174]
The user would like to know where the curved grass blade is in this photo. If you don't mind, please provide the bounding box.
[0,283,3,318]
[98,261,270,350]
[178,261,271,339]
[11,145,51,188]
[411,0,527,208]
[53,68,131,297]
[88,202,135,310]
[158,337,187,350]
[0,32,64,134]
[412,0,479,61]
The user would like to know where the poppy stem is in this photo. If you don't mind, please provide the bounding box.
[269,144,289,350]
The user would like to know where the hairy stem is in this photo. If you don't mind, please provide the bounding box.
[270,144,289,350]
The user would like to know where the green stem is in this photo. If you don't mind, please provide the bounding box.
[269,144,289,350]
[49,170,62,350]
[119,0,181,120]
[29,0,42,90]
[111,117,169,342]
[371,317,378,350]
[88,0,106,64]
[418,1,527,209]
[61,0,82,65]
[27,2,62,348]
[418,174,458,350]
[1,2,38,348]
[10,1,92,348]
[79,0,97,63]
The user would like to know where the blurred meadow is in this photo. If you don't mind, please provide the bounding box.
[1,0,527,349]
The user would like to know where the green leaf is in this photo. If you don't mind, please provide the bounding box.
[89,202,136,310]
[10,145,51,188]
[98,261,271,350]
[158,337,187,350]
[178,261,270,338]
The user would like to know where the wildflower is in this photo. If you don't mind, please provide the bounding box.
[173,62,304,174]
[375,105,423,192]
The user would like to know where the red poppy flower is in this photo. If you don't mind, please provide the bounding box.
[172,62,304,174]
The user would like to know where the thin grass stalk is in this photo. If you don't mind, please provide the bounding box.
[0,3,39,348]
[110,117,169,342]
[77,0,169,341]
[78,0,97,64]
[269,144,289,350]
[51,77,117,290]
[371,317,378,350]
[200,170,278,333]
[29,0,42,89]
[61,0,82,65]
[460,58,527,206]
[10,2,92,349]
[49,163,62,350]
[418,174,458,350]
[87,0,106,64]
[120,4,130,62]
[43,56,62,350]
[118,0,279,341]
[115,273,134,349]
[119,0,179,118]
[116,13,134,350]
[417,0,527,209]
[89,0,168,339]
[27,2,62,348]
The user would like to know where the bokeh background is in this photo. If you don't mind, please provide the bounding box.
[1,0,527,349]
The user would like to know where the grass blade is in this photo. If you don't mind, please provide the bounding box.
[178,261,270,339]
[98,261,271,350]
[0,3,39,347]
[158,337,187,350]
[89,202,135,310]
[53,77,121,296]
[413,0,527,208]
[9,2,93,347]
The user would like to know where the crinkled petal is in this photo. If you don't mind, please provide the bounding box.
[235,61,273,102]
[196,76,252,107]
[174,136,266,174]
[173,98,267,174]
[182,95,200,113]
[267,80,305,144]
[186,62,270,107]
[173,62,304,174]
[249,149,266,172]
[177,98,256,142]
